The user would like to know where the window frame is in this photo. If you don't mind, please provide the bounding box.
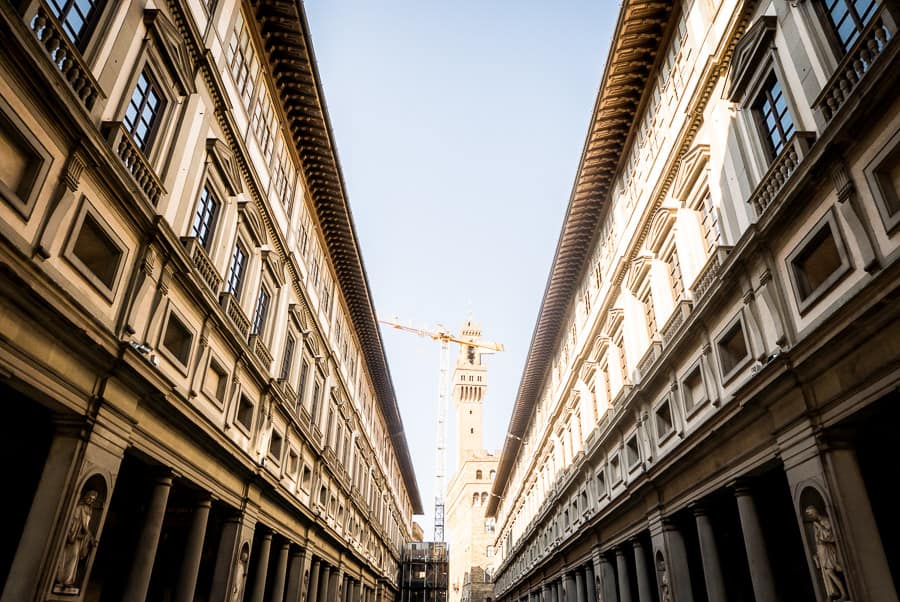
[250,284,271,338]
[786,208,852,313]
[653,395,677,445]
[225,238,249,299]
[62,198,128,302]
[814,0,880,56]
[0,96,52,220]
[202,353,230,408]
[864,127,900,234]
[190,183,221,251]
[680,359,709,419]
[752,72,797,160]
[158,306,195,373]
[122,68,167,155]
[715,314,754,383]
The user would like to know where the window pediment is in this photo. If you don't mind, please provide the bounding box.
[143,9,195,96]
[726,16,777,102]
[646,206,678,253]
[207,138,242,196]
[673,144,710,202]
[237,199,267,247]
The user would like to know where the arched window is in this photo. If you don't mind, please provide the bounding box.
[489,470,496,481]
[476,470,483,480]
[472,493,480,506]
[481,492,488,505]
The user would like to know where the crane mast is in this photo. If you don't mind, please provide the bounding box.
[379,318,503,542]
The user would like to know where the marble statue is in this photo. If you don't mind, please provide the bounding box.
[805,506,848,600]
[53,489,100,594]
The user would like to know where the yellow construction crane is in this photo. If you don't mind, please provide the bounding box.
[379,317,503,542]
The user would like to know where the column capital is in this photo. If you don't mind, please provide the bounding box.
[689,501,710,517]
[729,478,755,497]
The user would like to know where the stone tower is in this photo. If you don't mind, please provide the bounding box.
[454,318,488,465]
[446,318,498,602]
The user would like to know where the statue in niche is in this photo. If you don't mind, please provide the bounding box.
[230,543,250,602]
[656,553,671,602]
[53,489,101,594]
[805,506,849,600]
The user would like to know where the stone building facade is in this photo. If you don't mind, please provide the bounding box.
[487,1,900,602]
[446,320,499,602]
[0,0,422,601]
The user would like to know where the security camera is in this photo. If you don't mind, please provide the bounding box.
[129,340,152,354]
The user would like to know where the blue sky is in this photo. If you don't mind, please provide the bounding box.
[304,0,616,535]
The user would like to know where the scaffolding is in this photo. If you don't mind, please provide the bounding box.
[400,542,449,602]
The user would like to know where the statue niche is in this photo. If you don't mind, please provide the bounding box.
[800,487,849,601]
[52,475,107,595]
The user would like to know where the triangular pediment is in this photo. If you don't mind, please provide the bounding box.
[726,16,776,101]
[673,144,710,201]
[646,206,678,253]
[144,9,196,96]
[206,138,242,195]
[237,199,267,247]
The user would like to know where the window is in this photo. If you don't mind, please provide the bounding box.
[47,0,103,46]
[0,98,51,218]
[819,0,878,52]
[161,311,193,367]
[596,469,606,498]
[476,470,483,480]
[682,364,707,414]
[301,465,312,490]
[251,287,270,336]
[226,12,259,109]
[191,185,219,249]
[489,470,496,481]
[609,454,622,484]
[124,70,164,152]
[297,360,309,409]
[280,334,295,381]
[225,242,247,296]
[655,398,674,441]
[204,357,229,405]
[311,380,321,423]
[717,318,750,379]
[787,211,851,311]
[754,74,794,157]
[235,395,254,431]
[268,430,283,461]
[288,450,299,476]
[69,209,124,294]
[626,435,641,468]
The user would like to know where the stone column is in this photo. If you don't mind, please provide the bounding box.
[649,518,695,602]
[585,563,597,602]
[209,513,257,602]
[318,565,331,602]
[575,568,587,602]
[173,496,212,602]
[284,547,305,602]
[121,474,173,602]
[822,441,898,602]
[734,483,778,602]
[307,558,321,602]
[248,532,273,602]
[692,505,727,602]
[564,571,577,602]
[551,580,560,602]
[0,423,87,602]
[327,566,340,601]
[616,548,634,602]
[354,579,362,602]
[268,541,290,602]
[598,555,618,602]
[542,583,551,602]
[632,540,653,602]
